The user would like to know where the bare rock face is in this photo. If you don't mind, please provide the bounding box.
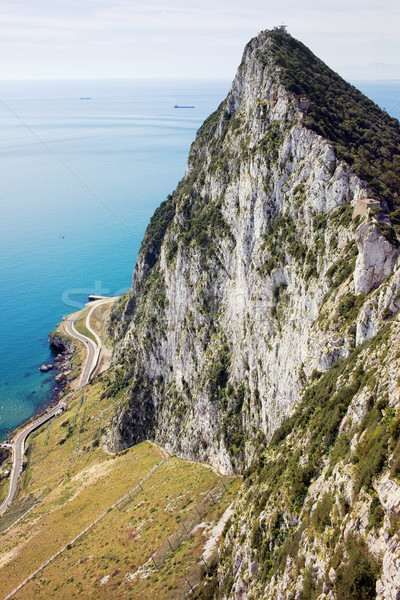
[376,535,400,600]
[108,28,399,477]
[356,266,400,344]
[106,27,400,600]
[354,222,399,295]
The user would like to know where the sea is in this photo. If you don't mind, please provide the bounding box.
[0,78,399,442]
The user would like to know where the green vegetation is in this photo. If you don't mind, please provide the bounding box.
[0,446,11,467]
[390,208,400,236]
[329,203,354,229]
[0,371,239,600]
[108,293,129,336]
[260,120,285,162]
[376,221,399,247]
[141,194,176,268]
[74,307,97,344]
[311,492,334,533]
[27,466,236,600]
[237,325,399,587]
[334,537,380,599]
[368,494,385,531]
[209,343,231,400]
[325,241,358,291]
[353,413,389,495]
[49,320,86,385]
[180,196,233,250]
[0,447,12,504]
[336,292,366,326]
[194,100,227,154]
[266,29,400,209]
[189,555,219,600]
[221,384,246,466]
[100,366,131,401]
[259,212,296,276]
[299,567,323,600]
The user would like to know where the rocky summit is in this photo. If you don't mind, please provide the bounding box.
[96,27,400,599]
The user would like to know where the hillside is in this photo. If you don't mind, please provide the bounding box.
[105,27,400,598]
[109,27,400,471]
[0,311,237,600]
[1,26,400,600]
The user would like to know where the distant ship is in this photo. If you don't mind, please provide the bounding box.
[80,97,92,100]
[174,105,194,108]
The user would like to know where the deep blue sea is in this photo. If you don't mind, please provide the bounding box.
[0,78,399,441]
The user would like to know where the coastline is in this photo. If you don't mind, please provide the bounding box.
[2,297,115,447]
[0,303,101,515]
[1,326,76,446]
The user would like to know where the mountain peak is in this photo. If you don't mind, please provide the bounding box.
[106,32,400,598]
[230,28,400,209]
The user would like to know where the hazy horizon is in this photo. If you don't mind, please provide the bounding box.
[0,1,399,81]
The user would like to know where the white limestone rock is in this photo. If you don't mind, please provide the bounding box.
[354,222,399,295]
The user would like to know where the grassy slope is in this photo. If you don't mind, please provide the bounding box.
[73,307,97,345]
[0,450,12,505]
[89,303,114,350]
[12,460,238,600]
[0,371,238,600]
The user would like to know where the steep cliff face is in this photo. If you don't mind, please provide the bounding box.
[103,27,400,599]
[207,316,400,600]
[106,28,400,481]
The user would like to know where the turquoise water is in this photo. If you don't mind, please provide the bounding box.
[0,78,399,441]
[0,79,230,440]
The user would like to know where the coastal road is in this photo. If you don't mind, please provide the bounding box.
[0,404,66,516]
[64,308,97,387]
[64,298,116,388]
[0,297,116,517]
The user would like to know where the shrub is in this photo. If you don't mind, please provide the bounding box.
[389,414,400,441]
[335,537,380,599]
[382,307,393,320]
[390,439,400,479]
[376,222,399,247]
[141,195,176,267]
[311,492,334,533]
[300,567,322,600]
[368,499,384,531]
[353,423,388,494]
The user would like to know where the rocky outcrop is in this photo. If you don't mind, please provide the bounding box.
[48,331,75,397]
[212,316,400,600]
[39,363,54,372]
[48,332,73,354]
[356,266,400,344]
[354,221,399,295]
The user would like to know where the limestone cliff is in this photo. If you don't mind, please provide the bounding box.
[107,28,399,473]
[104,27,400,598]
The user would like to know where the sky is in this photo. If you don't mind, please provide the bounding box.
[0,0,399,81]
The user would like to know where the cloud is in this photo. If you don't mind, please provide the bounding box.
[0,0,399,79]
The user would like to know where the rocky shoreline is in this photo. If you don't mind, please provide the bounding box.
[47,332,75,405]
[1,330,75,444]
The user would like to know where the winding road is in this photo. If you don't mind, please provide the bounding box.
[64,299,107,387]
[0,298,116,516]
